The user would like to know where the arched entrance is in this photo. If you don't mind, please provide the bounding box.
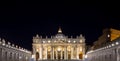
[47,51,51,59]
[36,52,39,61]
[58,51,61,59]
[68,51,71,59]
[79,52,83,59]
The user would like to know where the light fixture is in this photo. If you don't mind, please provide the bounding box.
[109,45,111,47]
[73,41,76,43]
[48,47,51,51]
[108,34,110,37]
[80,48,82,51]
[68,40,70,43]
[112,44,114,46]
[19,56,22,59]
[80,40,82,43]
[43,41,45,43]
[54,40,56,42]
[2,43,5,46]
[32,55,35,58]
[48,40,51,43]
[0,41,1,44]
[116,42,119,45]
[85,55,88,58]
[36,48,39,52]
[57,47,61,51]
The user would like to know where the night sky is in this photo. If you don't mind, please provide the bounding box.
[0,0,120,51]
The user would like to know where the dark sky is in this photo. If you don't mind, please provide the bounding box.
[0,0,120,51]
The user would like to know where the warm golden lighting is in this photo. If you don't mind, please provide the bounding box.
[110,28,120,41]
[80,48,82,51]
[32,27,86,60]
[68,40,70,43]
[73,41,76,43]
[67,46,71,51]
[48,40,51,43]
[57,47,61,51]
[47,46,51,51]
[80,40,82,43]
[79,52,83,59]
[36,48,39,52]
[58,27,62,33]
[54,40,56,42]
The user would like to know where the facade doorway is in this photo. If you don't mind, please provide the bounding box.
[68,51,71,59]
[58,51,61,59]
[36,52,39,61]
[79,52,83,59]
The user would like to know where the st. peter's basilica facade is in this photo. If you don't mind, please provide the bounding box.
[32,28,86,60]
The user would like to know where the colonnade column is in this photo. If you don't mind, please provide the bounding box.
[117,48,119,61]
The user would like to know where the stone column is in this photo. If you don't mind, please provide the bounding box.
[46,48,47,59]
[52,47,54,60]
[76,47,78,59]
[56,50,58,59]
[66,46,68,60]
[64,47,66,60]
[41,46,43,60]
[115,49,117,61]
[51,47,52,60]
[61,51,62,59]
[40,47,42,60]
[71,47,73,59]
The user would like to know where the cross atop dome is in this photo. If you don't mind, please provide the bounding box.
[58,27,62,33]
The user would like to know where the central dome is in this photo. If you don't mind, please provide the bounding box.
[54,27,66,39]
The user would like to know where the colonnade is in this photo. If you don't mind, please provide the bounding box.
[0,39,31,61]
[86,39,120,61]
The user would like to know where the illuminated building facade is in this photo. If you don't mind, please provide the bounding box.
[0,38,31,61]
[32,28,86,60]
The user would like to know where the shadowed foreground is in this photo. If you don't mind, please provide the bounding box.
[38,60,83,61]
